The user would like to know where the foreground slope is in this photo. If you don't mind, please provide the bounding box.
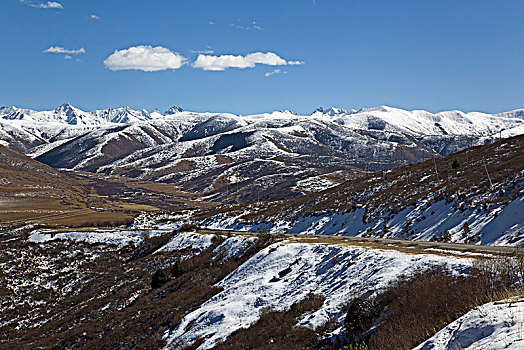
[162,238,472,349]
[415,296,524,350]
[2,226,475,349]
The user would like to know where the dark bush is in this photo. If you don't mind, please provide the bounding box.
[151,269,169,289]
[343,298,376,341]
[452,159,460,169]
[171,260,185,278]
[339,259,524,350]
[179,223,200,232]
[214,294,325,350]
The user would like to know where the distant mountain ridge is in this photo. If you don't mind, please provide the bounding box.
[1,103,523,134]
[1,104,523,202]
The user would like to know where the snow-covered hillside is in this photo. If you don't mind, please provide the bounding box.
[4,218,520,349]
[203,195,524,246]
[163,240,472,349]
[197,135,524,246]
[414,296,524,350]
[1,104,523,201]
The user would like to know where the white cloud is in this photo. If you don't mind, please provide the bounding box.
[43,46,86,55]
[21,1,63,9]
[64,55,72,60]
[89,14,100,20]
[247,52,287,65]
[191,49,215,54]
[209,21,216,25]
[288,60,305,65]
[104,45,187,72]
[252,21,263,30]
[192,52,303,71]
[265,69,286,77]
[229,20,263,31]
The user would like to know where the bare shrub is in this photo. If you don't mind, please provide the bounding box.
[214,294,325,350]
[340,256,524,350]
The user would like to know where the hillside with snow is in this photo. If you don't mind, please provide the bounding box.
[162,238,472,349]
[195,135,524,247]
[1,104,523,202]
[414,296,524,350]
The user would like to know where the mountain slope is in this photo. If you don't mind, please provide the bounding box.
[2,104,523,202]
[196,135,524,246]
[0,145,138,226]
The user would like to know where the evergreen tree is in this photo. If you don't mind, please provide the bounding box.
[151,268,169,289]
[171,260,185,278]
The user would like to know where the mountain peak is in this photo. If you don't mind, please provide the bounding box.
[358,105,394,113]
[278,109,299,115]
[311,107,347,116]
[164,106,184,115]
[55,103,74,111]
[324,107,347,116]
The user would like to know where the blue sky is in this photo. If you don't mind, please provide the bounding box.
[1,0,523,114]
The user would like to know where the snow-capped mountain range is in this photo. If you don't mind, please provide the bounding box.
[2,103,523,134]
[1,104,523,201]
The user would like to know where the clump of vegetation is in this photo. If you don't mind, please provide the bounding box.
[213,294,325,350]
[179,223,200,232]
[151,268,169,289]
[343,298,376,342]
[338,253,524,349]
[128,233,172,262]
[171,260,185,278]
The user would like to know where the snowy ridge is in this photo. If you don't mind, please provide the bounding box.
[163,241,472,349]
[0,103,162,126]
[1,103,523,201]
[203,196,524,246]
[1,103,522,136]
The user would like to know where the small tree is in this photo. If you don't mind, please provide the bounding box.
[344,298,375,341]
[452,159,460,169]
[463,222,470,235]
[151,268,169,289]
[171,260,185,278]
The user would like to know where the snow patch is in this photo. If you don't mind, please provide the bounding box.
[415,296,524,350]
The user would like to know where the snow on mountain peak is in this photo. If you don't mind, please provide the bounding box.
[357,105,394,113]
[0,104,523,139]
[278,109,299,115]
[324,107,347,116]
[311,107,354,117]
[164,106,184,115]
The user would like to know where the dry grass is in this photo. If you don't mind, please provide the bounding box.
[0,144,219,227]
